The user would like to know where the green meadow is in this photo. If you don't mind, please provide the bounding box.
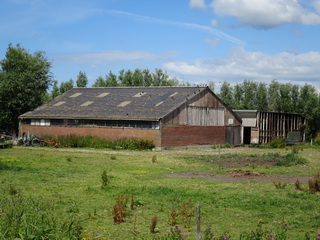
[0,146,319,239]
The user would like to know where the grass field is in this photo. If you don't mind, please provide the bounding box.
[0,146,319,239]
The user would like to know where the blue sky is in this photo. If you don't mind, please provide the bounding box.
[1,0,320,91]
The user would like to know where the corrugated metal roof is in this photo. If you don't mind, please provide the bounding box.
[20,87,207,121]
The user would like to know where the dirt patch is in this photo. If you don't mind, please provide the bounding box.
[200,156,282,167]
[164,171,313,183]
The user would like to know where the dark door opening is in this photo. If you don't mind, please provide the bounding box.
[243,127,251,144]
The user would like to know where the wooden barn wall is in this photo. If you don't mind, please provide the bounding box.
[20,125,162,147]
[225,126,241,145]
[161,125,225,147]
[162,90,241,127]
[257,112,305,144]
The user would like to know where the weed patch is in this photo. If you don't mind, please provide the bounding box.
[275,153,307,166]
[0,194,82,239]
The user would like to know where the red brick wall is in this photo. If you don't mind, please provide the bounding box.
[161,124,225,147]
[20,125,161,147]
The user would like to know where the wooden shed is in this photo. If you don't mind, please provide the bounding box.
[233,110,305,144]
[19,87,241,148]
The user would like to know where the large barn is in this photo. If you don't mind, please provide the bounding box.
[19,86,242,148]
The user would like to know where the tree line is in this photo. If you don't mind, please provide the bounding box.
[1,44,319,139]
[218,80,320,139]
[51,68,182,98]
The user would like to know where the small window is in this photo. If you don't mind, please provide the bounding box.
[70,93,82,98]
[133,92,147,97]
[53,101,66,106]
[96,93,109,97]
[81,101,94,106]
[155,101,164,107]
[117,101,131,107]
[31,119,50,126]
[169,92,178,98]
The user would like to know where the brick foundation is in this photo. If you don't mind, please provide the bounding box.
[161,125,225,147]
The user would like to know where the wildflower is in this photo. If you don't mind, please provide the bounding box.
[211,234,216,238]
[317,232,320,238]
[269,234,274,239]
[224,236,229,239]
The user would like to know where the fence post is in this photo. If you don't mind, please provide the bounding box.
[196,204,201,240]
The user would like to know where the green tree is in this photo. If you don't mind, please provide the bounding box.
[93,76,106,87]
[256,82,268,111]
[299,84,320,139]
[132,69,143,86]
[142,69,153,86]
[240,80,258,109]
[233,83,243,109]
[267,80,281,111]
[76,71,88,87]
[51,80,60,99]
[218,81,234,108]
[59,79,74,94]
[0,44,52,132]
[105,71,118,87]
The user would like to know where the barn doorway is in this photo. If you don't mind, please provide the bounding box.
[243,127,251,144]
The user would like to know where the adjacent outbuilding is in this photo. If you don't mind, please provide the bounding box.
[233,110,306,145]
[19,87,242,148]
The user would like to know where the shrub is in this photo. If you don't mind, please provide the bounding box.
[308,173,320,193]
[150,215,158,233]
[112,194,128,224]
[273,181,287,189]
[56,135,154,150]
[270,138,286,148]
[152,155,157,163]
[168,207,178,226]
[275,153,307,166]
[101,170,113,189]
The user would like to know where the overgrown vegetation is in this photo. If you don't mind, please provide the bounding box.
[0,194,82,239]
[43,134,155,150]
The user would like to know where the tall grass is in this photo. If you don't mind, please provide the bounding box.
[44,134,155,150]
[0,194,82,239]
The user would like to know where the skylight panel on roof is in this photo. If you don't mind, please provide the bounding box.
[53,101,66,106]
[155,101,164,107]
[96,92,110,97]
[133,92,147,97]
[70,93,82,98]
[80,101,94,106]
[169,92,178,98]
[117,101,131,107]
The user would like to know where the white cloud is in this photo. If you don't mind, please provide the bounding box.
[56,50,178,65]
[210,0,320,28]
[189,0,207,9]
[312,0,320,12]
[210,19,219,26]
[204,38,221,47]
[163,48,320,88]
